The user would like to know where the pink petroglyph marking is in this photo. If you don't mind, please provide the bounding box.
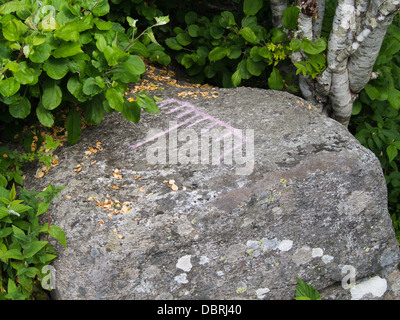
[129,98,247,161]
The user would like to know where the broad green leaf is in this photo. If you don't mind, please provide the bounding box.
[210,26,224,39]
[0,227,12,238]
[387,145,398,163]
[92,0,110,16]
[0,77,20,97]
[82,96,105,125]
[103,46,129,66]
[303,38,327,55]
[282,6,300,30]
[54,22,80,42]
[185,11,198,24]
[24,241,48,259]
[154,15,170,26]
[388,88,400,109]
[0,1,24,14]
[239,27,258,44]
[136,91,159,114]
[67,77,85,101]
[66,108,82,145]
[94,18,113,30]
[243,0,263,16]
[2,249,24,260]
[9,97,31,119]
[82,77,105,96]
[352,100,362,115]
[122,99,141,123]
[12,62,37,85]
[295,278,321,300]
[364,84,380,101]
[49,225,67,247]
[106,88,124,111]
[36,102,54,127]
[37,201,50,216]
[43,58,69,80]
[268,67,283,90]
[2,19,28,41]
[208,47,229,61]
[42,81,62,110]
[290,37,303,52]
[231,70,242,87]
[188,25,201,37]
[176,33,192,46]
[165,38,183,50]
[246,58,264,76]
[120,55,146,76]
[52,42,83,58]
[29,43,52,63]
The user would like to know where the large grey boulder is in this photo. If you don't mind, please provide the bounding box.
[24,85,399,300]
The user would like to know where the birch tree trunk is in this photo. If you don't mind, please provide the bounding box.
[272,0,400,126]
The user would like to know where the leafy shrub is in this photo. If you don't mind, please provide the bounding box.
[349,15,400,242]
[162,1,326,90]
[0,0,168,145]
[0,182,66,300]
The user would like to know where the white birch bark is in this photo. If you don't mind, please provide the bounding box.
[270,0,289,27]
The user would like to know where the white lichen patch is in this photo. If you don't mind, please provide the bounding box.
[277,240,293,252]
[199,256,210,265]
[321,255,334,264]
[312,248,324,258]
[350,276,387,300]
[174,273,189,284]
[176,255,192,272]
[255,288,270,299]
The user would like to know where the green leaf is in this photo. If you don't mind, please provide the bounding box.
[295,278,321,300]
[103,46,129,66]
[282,6,300,30]
[92,0,110,16]
[82,96,105,125]
[154,15,170,26]
[0,227,12,238]
[29,43,52,63]
[2,249,24,260]
[122,99,141,123]
[165,38,183,50]
[2,19,28,41]
[387,145,398,163]
[9,97,31,119]
[49,225,67,247]
[66,107,82,145]
[94,18,113,30]
[303,38,327,55]
[364,84,380,101]
[246,58,264,76]
[208,47,229,61]
[268,67,283,90]
[388,88,400,109]
[52,42,83,58]
[176,33,192,46]
[24,241,48,258]
[42,81,62,110]
[36,103,54,127]
[106,88,124,111]
[185,11,198,24]
[231,70,242,87]
[0,1,25,14]
[136,91,159,114]
[12,62,38,85]
[239,27,258,44]
[120,55,146,76]
[54,22,80,42]
[243,0,263,16]
[0,77,20,97]
[43,58,69,80]
[67,77,85,101]
[82,77,105,96]
[352,100,362,115]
